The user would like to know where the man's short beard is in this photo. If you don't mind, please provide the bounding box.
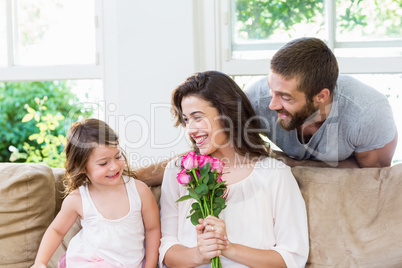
[278,99,318,131]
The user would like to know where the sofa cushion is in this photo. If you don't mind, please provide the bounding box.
[52,167,66,216]
[0,163,55,267]
[292,164,402,267]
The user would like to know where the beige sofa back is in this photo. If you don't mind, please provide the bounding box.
[292,165,402,267]
[1,162,402,267]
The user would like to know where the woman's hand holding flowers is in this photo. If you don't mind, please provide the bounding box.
[195,217,229,263]
[176,152,227,267]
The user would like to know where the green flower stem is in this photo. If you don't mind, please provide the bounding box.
[191,169,199,184]
[210,188,215,216]
[203,196,210,215]
[191,169,213,220]
[211,256,221,268]
[191,169,209,219]
[198,200,206,219]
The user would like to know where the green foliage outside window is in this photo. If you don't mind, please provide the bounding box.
[9,97,67,168]
[235,0,402,40]
[235,0,324,39]
[0,81,92,163]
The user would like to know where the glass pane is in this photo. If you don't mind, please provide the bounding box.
[335,0,402,57]
[69,79,104,120]
[232,0,326,60]
[14,0,96,66]
[336,0,402,42]
[0,0,7,66]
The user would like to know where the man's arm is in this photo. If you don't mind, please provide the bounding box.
[274,133,398,168]
[354,133,398,168]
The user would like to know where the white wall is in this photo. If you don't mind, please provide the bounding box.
[103,0,197,168]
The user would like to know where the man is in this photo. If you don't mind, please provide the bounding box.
[245,37,397,168]
[136,37,398,186]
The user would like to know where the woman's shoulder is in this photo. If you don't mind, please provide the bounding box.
[252,157,295,184]
[256,156,291,171]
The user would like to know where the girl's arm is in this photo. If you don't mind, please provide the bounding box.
[135,180,161,268]
[31,191,81,268]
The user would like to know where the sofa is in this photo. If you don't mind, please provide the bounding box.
[1,162,402,268]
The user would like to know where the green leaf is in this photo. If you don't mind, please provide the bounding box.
[214,197,226,208]
[214,189,224,197]
[213,207,222,217]
[188,188,200,201]
[208,173,215,184]
[195,184,209,196]
[37,136,44,144]
[21,113,34,122]
[200,162,211,175]
[191,202,201,211]
[26,106,36,114]
[29,134,39,141]
[200,174,208,184]
[190,210,203,226]
[176,194,192,202]
[214,181,226,190]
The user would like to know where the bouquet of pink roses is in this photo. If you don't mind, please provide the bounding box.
[176,151,227,268]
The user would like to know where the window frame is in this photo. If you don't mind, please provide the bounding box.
[0,0,103,82]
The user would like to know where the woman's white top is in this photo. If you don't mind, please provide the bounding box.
[159,157,309,268]
[66,177,145,267]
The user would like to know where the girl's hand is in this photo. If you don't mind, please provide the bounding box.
[195,218,228,264]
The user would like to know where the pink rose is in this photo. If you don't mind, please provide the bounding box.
[197,154,212,168]
[210,158,224,174]
[216,175,223,182]
[182,151,198,170]
[176,169,192,185]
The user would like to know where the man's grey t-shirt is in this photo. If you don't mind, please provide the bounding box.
[245,74,397,163]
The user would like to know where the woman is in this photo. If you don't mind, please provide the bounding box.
[159,71,309,267]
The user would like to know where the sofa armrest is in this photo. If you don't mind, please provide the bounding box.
[0,163,55,267]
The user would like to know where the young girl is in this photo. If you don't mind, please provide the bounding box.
[31,118,160,268]
[159,71,309,267]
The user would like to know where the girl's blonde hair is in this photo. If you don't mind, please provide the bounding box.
[63,118,136,196]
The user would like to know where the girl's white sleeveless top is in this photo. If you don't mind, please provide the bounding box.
[66,177,145,267]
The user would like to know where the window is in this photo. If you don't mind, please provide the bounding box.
[0,0,103,163]
[0,0,103,110]
[216,0,402,75]
[0,0,102,80]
